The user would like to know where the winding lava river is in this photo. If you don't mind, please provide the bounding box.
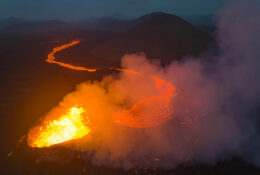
[26,39,176,148]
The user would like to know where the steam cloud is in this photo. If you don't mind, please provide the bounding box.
[40,0,260,168]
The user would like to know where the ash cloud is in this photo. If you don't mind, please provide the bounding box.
[38,0,260,168]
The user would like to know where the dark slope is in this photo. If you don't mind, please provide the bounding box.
[91,12,213,64]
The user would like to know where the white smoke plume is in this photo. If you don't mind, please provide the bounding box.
[36,0,260,168]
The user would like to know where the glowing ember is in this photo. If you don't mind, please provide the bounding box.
[27,106,91,148]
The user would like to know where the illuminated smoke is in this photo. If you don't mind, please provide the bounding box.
[28,0,260,168]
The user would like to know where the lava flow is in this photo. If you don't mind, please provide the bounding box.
[46,40,97,72]
[113,76,175,128]
[27,40,176,148]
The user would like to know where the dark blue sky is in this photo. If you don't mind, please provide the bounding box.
[0,0,227,20]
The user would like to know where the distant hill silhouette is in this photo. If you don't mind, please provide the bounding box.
[83,17,135,33]
[0,12,213,64]
[91,12,213,63]
[79,12,168,33]
[0,17,27,29]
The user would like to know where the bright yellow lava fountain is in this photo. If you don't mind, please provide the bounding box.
[28,106,91,148]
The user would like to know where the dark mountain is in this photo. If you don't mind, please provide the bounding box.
[91,12,213,64]
[78,17,136,33]
[136,12,170,22]
[78,12,168,33]
[0,17,27,29]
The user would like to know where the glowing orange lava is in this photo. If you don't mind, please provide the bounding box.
[27,40,176,148]
[27,106,91,148]
[46,40,97,72]
[113,76,176,128]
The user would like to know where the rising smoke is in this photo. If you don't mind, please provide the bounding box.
[37,0,260,168]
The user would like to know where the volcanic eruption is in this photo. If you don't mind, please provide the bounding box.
[23,0,260,170]
[27,40,176,148]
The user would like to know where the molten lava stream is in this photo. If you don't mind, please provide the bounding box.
[46,40,97,72]
[27,40,176,148]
